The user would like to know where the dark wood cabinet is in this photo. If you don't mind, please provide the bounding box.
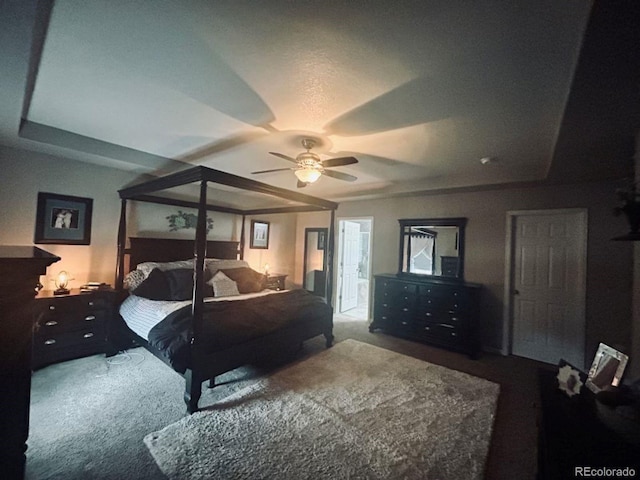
[370,274,481,358]
[538,369,640,479]
[33,288,116,369]
[0,246,59,480]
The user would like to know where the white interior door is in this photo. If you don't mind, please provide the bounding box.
[340,220,361,312]
[510,210,587,367]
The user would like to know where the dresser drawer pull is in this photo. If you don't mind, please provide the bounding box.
[382,303,388,307]
[84,315,96,321]
[83,333,94,339]
[451,332,457,337]
[44,320,58,326]
[423,326,431,331]
[401,321,408,326]
[88,301,94,307]
[402,307,409,312]
[49,305,55,311]
[450,317,459,321]
[44,339,56,345]
[381,316,388,320]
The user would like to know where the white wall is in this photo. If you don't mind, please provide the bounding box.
[335,180,634,363]
[0,146,296,290]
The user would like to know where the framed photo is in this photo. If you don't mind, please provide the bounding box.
[34,192,93,245]
[250,220,270,249]
[317,231,326,250]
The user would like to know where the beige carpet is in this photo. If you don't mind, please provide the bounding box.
[144,339,500,480]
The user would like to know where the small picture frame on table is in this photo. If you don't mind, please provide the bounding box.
[250,220,270,249]
[34,192,93,245]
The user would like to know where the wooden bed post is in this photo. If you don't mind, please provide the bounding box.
[326,209,335,307]
[115,199,127,290]
[239,214,246,260]
[187,179,208,413]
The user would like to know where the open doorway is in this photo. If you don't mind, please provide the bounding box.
[336,218,372,321]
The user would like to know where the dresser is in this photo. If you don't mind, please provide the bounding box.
[370,274,481,358]
[33,288,116,369]
[0,246,59,479]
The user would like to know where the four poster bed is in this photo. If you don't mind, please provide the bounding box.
[112,166,337,413]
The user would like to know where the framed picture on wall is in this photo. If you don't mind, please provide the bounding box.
[34,192,93,245]
[250,220,270,249]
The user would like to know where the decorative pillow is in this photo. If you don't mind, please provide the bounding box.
[220,267,267,293]
[124,269,147,291]
[131,268,170,300]
[208,271,240,297]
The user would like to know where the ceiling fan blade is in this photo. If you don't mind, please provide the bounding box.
[321,156,358,168]
[322,169,357,182]
[297,180,308,188]
[251,168,293,174]
[268,152,298,163]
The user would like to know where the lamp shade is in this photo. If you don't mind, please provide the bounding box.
[294,167,322,184]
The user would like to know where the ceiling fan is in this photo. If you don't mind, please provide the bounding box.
[251,138,358,187]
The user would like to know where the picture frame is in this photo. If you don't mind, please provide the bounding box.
[250,220,270,249]
[34,192,93,245]
[317,231,326,250]
[585,343,629,393]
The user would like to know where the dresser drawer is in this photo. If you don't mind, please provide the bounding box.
[415,322,463,344]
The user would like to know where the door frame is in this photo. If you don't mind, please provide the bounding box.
[502,208,588,362]
[336,216,374,319]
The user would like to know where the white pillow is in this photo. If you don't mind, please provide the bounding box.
[208,271,240,297]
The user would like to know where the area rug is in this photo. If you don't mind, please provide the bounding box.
[144,339,500,480]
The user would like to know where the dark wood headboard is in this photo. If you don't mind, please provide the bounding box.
[127,237,240,271]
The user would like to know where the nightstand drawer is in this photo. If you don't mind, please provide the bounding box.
[36,310,106,334]
[39,293,108,313]
[34,325,105,350]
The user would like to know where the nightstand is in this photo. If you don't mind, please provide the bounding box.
[33,288,116,369]
[265,274,287,291]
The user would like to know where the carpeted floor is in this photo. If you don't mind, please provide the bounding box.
[145,339,500,480]
[26,316,545,479]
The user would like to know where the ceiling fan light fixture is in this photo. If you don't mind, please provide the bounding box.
[294,167,322,184]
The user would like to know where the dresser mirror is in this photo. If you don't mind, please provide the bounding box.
[303,227,328,296]
[398,218,467,279]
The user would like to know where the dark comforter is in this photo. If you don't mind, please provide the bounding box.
[147,289,333,373]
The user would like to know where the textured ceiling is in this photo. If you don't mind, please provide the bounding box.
[2,1,638,202]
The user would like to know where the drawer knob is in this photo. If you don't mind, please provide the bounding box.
[402,307,409,312]
[424,326,431,331]
[88,301,94,307]
[44,320,58,326]
[401,321,408,325]
[49,305,55,311]
[84,315,96,321]
[425,312,433,317]
[83,333,94,339]
[451,332,457,337]
[44,339,56,345]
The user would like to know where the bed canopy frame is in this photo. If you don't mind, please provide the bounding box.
[115,166,338,412]
[116,164,338,315]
